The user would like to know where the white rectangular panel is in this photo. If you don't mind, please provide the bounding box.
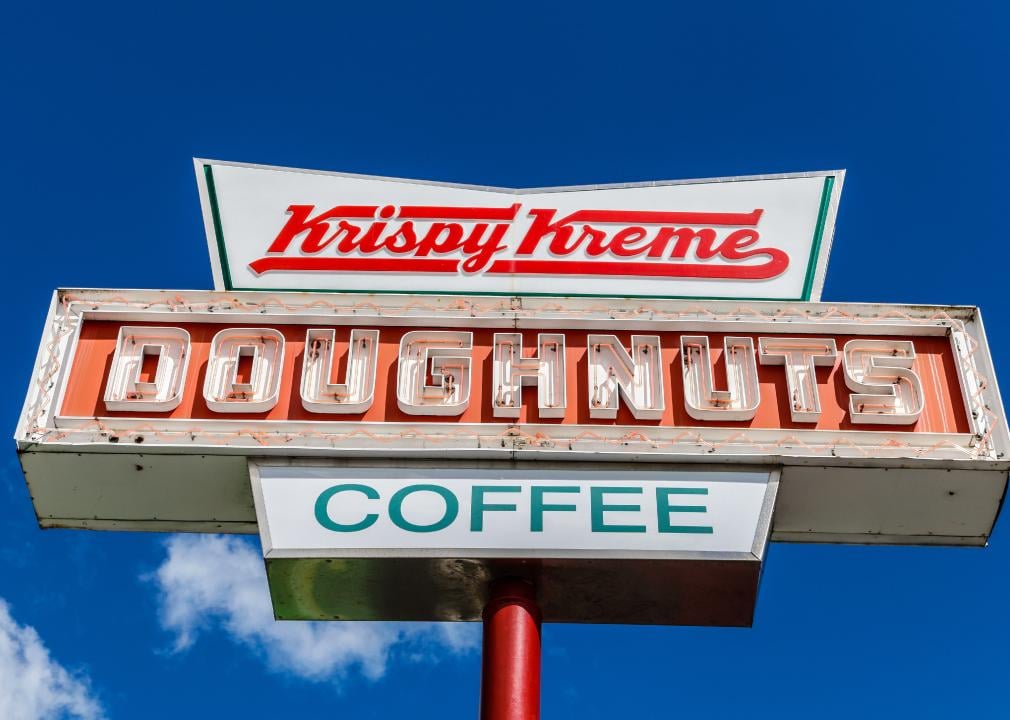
[252,464,776,560]
[197,161,843,301]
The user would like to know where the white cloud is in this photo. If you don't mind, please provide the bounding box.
[0,599,104,720]
[150,535,479,683]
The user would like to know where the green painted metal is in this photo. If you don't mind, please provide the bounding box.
[203,164,234,291]
[800,176,835,301]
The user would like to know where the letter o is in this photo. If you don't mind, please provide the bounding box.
[314,484,379,532]
[389,484,459,533]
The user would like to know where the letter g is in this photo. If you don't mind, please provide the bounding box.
[314,484,380,532]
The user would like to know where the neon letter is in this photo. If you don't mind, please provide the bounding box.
[492,333,566,418]
[681,336,759,421]
[843,340,924,424]
[104,326,190,412]
[758,337,837,422]
[301,328,379,413]
[587,335,664,419]
[396,331,473,415]
[203,328,285,413]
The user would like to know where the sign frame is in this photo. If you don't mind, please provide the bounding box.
[194,160,845,302]
[20,289,1005,464]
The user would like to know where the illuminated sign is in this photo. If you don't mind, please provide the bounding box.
[91,324,934,428]
[16,290,1008,549]
[196,161,844,301]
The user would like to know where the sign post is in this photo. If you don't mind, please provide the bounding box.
[480,579,541,720]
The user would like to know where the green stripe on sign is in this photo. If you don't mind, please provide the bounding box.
[799,175,835,301]
[204,164,234,290]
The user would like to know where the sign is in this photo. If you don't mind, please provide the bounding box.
[12,161,1005,640]
[251,461,777,625]
[255,466,771,556]
[17,290,1008,546]
[61,323,974,432]
[196,160,844,301]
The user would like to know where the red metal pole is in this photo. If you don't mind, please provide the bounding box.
[480,578,542,720]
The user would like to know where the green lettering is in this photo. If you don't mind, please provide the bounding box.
[471,485,521,531]
[531,486,580,532]
[389,484,459,533]
[656,487,713,534]
[314,484,379,532]
[591,486,646,533]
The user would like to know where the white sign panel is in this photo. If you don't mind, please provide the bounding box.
[197,160,843,301]
[252,464,777,560]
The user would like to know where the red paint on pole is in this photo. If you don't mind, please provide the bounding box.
[480,578,542,720]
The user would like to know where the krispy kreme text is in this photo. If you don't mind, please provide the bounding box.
[61,321,967,433]
[250,204,787,280]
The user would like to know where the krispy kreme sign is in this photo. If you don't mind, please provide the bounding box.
[196,161,843,301]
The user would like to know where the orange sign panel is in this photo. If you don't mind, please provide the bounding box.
[61,320,968,434]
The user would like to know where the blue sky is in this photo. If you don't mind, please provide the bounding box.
[2,2,1009,717]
